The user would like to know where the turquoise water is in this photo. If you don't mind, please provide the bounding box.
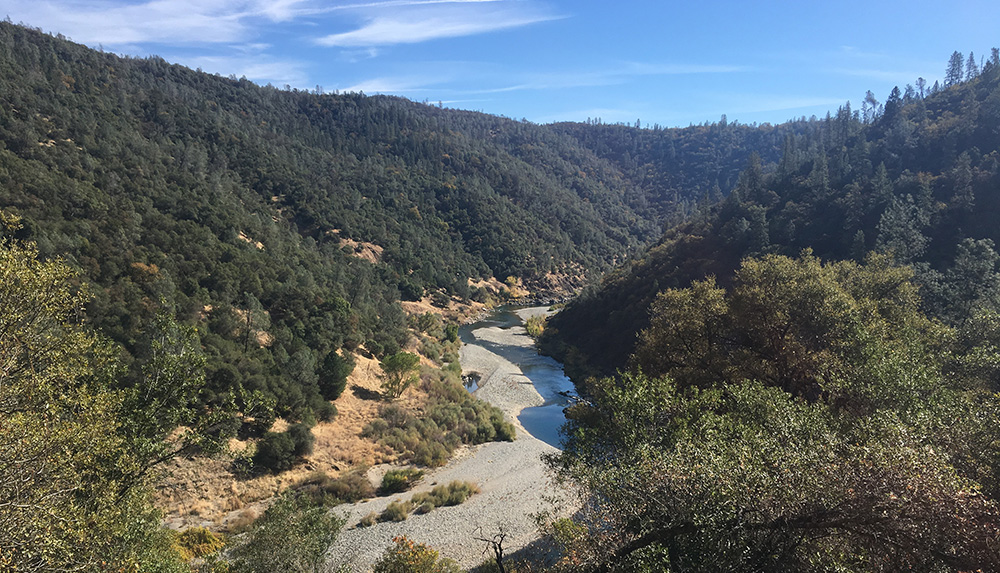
[460,307,576,448]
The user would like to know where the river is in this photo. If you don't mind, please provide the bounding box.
[460,306,576,448]
[329,307,575,569]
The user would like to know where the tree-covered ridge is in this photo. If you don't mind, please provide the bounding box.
[0,22,667,421]
[550,116,802,222]
[0,21,820,421]
[0,22,667,288]
[549,253,1000,571]
[544,48,1000,378]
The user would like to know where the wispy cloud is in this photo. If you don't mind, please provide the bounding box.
[178,53,310,86]
[462,61,751,94]
[4,0,270,45]
[315,3,562,47]
[327,0,505,10]
[340,75,441,93]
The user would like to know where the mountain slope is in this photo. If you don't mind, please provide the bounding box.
[545,59,1000,379]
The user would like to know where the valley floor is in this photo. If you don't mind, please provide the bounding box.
[327,308,572,570]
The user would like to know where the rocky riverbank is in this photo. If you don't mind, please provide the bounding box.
[326,307,571,571]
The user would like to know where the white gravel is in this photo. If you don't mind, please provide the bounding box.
[327,310,571,571]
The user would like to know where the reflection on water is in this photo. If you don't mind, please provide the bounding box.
[462,372,481,393]
[460,306,576,449]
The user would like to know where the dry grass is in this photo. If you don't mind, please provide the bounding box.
[155,295,491,532]
[156,351,429,531]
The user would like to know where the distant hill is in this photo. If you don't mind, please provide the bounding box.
[0,22,802,420]
[544,56,1000,379]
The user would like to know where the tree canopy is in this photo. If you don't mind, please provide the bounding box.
[0,213,185,572]
[551,253,1000,572]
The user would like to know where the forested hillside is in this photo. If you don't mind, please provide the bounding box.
[545,49,1000,378]
[7,15,1000,572]
[0,22,810,424]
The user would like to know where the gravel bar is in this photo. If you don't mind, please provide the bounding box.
[327,308,570,571]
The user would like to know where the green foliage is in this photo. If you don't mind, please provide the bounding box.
[363,370,515,466]
[410,481,481,510]
[551,253,1000,571]
[398,279,424,302]
[288,422,316,457]
[172,527,225,560]
[252,424,317,474]
[632,251,946,410]
[294,470,376,506]
[524,315,546,338]
[380,500,414,522]
[318,350,355,400]
[121,310,239,489]
[412,312,445,339]
[373,536,461,573]
[380,468,425,494]
[228,492,344,573]
[378,481,479,522]
[379,352,421,400]
[253,431,297,473]
[548,62,1000,377]
[0,213,188,572]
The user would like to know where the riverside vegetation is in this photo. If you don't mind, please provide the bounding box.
[4,18,1000,572]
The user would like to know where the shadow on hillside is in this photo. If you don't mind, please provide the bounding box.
[351,384,382,401]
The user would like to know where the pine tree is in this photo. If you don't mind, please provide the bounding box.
[947,51,965,86]
[966,52,980,81]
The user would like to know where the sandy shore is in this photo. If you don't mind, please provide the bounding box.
[327,308,570,571]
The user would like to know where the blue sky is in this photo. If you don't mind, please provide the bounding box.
[3,0,1000,127]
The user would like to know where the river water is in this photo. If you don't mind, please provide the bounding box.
[459,307,576,448]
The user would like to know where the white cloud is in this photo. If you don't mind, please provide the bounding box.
[315,3,562,47]
[327,0,505,10]
[5,0,250,45]
[460,61,750,94]
[0,0,324,46]
[179,53,310,86]
[622,62,752,75]
[339,74,443,93]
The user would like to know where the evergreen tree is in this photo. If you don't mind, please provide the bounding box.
[967,51,981,80]
[947,51,965,86]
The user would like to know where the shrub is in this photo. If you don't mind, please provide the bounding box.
[380,500,413,522]
[420,339,443,362]
[410,481,480,511]
[373,536,461,573]
[287,423,315,457]
[379,352,421,400]
[359,512,378,527]
[322,471,376,504]
[431,290,451,308]
[380,468,424,494]
[363,371,515,467]
[253,431,296,473]
[399,279,424,302]
[525,315,546,338]
[295,470,375,505]
[228,493,343,573]
[316,400,338,422]
[172,527,225,560]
